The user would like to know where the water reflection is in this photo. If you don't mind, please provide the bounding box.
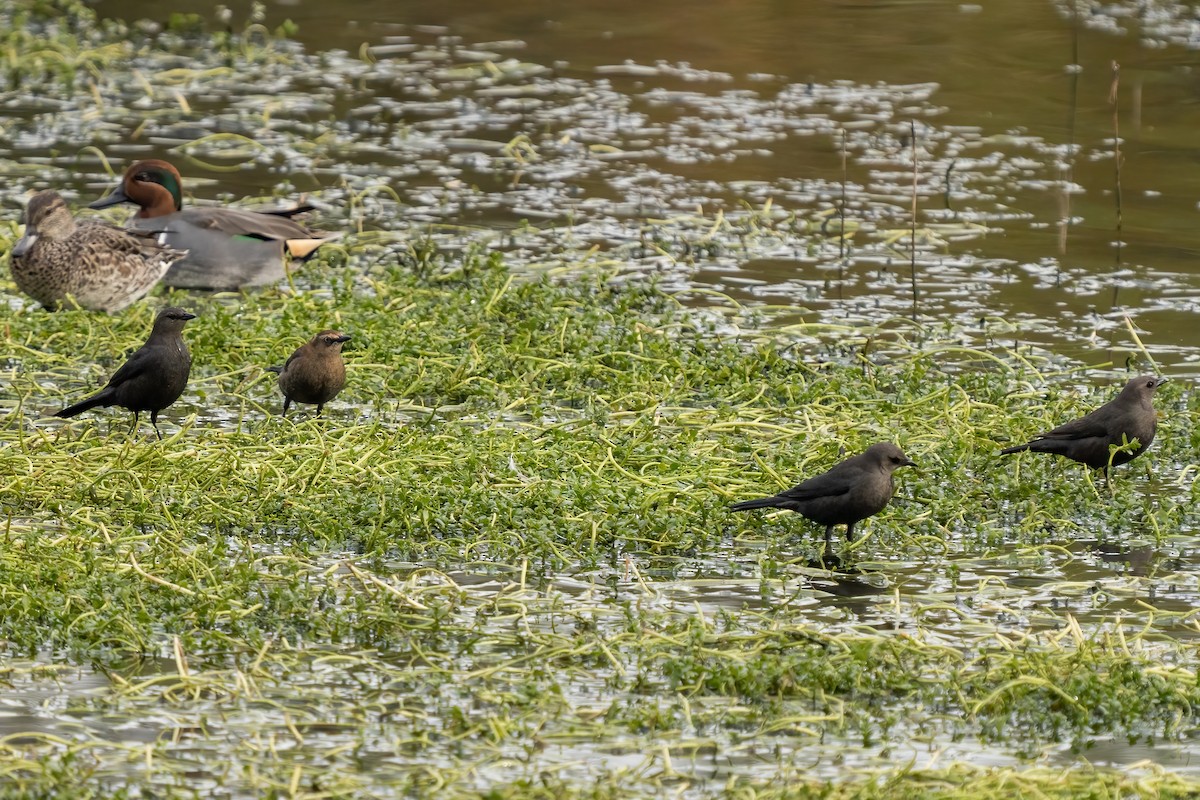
[4,534,1200,792]
[70,0,1200,372]
[6,0,1200,792]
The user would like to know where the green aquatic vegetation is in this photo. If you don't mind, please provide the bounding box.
[0,0,298,95]
[7,0,1200,795]
[4,268,1185,624]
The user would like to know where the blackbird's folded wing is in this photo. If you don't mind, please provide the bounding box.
[777,465,859,502]
[1036,409,1111,441]
[282,349,302,372]
[104,347,154,388]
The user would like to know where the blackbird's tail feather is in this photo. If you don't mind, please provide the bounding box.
[1000,440,1069,457]
[55,390,113,419]
[730,496,785,512]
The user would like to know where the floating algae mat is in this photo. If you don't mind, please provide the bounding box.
[4,2,1200,798]
[4,257,1200,797]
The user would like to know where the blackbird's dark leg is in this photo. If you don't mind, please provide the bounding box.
[128,411,141,436]
[845,522,856,541]
[282,397,292,417]
[819,524,838,565]
[150,410,162,440]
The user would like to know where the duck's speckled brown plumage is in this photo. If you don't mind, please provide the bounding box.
[89,159,338,290]
[11,190,185,312]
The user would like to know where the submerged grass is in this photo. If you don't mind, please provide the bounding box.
[3,248,1200,796]
[4,0,1200,797]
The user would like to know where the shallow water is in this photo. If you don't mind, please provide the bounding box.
[5,542,1200,793]
[47,0,1196,377]
[6,0,1200,795]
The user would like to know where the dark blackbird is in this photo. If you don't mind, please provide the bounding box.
[270,329,350,415]
[54,307,196,438]
[999,375,1167,473]
[730,442,916,548]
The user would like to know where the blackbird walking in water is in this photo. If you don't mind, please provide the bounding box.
[730,442,916,549]
[999,375,1167,475]
[54,307,196,438]
[270,329,350,415]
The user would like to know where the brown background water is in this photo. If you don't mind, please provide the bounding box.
[2,1,1198,787]
[89,0,1200,371]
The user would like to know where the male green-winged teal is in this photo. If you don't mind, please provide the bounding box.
[89,159,337,291]
[11,190,185,312]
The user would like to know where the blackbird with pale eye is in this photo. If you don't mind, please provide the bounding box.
[999,375,1167,474]
[730,442,916,549]
[54,307,196,438]
[270,329,351,416]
